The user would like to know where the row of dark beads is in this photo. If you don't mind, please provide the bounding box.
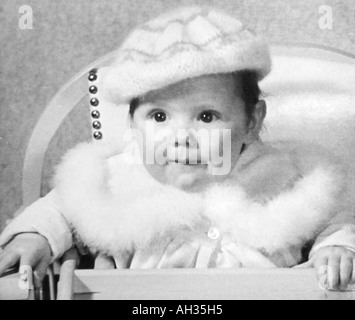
[89,69,102,140]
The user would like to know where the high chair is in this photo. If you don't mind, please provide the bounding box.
[0,43,354,300]
[0,269,33,300]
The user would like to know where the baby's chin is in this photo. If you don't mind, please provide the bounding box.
[164,163,211,192]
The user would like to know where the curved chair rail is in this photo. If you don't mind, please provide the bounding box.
[20,50,119,210]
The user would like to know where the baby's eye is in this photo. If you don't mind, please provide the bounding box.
[199,111,218,123]
[151,111,167,122]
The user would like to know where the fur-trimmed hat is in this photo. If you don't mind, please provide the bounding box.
[100,6,272,104]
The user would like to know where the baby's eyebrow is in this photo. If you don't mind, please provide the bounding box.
[194,103,219,109]
[140,99,168,108]
[193,104,226,112]
[139,101,166,110]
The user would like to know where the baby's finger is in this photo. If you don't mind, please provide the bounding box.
[33,258,51,289]
[19,251,39,270]
[327,255,341,290]
[340,256,353,290]
[351,259,355,285]
[0,250,20,277]
[313,256,328,281]
[95,255,116,270]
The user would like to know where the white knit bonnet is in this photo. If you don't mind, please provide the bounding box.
[88,6,272,143]
[100,6,272,104]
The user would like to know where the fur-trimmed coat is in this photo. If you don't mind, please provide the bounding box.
[1,140,355,268]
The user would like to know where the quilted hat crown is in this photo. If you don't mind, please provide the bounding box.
[101,6,272,103]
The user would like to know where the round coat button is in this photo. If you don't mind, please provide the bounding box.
[207,227,220,240]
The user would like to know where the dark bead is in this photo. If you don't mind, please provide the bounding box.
[92,121,101,130]
[89,85,98,94]
[90,98,99,107]
[88,73,97,82]
[93,131,102,140]
[91,110,100,119]
[90,68,98,74]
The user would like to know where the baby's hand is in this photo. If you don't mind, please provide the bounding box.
[0,233,52,288]
[311,246,355,291]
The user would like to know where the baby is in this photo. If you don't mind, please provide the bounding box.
[0,6,355,291]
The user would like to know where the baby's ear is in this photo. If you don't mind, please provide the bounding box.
[246,100,267,141]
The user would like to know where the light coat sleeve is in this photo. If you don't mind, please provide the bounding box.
[0,189,73,260]
[310,154,355,257]
[309,210,355,256]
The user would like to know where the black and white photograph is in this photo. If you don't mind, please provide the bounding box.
[0,0,354,303]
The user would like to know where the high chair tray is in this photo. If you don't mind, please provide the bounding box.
[59,268,355,300]
[0,273,31,300]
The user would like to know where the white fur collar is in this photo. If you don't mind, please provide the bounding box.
[53,140,346,257]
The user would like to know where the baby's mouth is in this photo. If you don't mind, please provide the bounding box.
[167,159,203,165]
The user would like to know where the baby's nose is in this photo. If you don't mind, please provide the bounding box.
[173,128,197,148]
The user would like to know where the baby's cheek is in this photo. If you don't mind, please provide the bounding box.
[197,129,235,163]
[153,127,173,144]
[209,136,223,159]
[215,128,239,157]
[142,126,171,161]
[222,128,246,167]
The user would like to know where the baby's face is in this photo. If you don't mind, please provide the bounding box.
[130,74,263,192]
